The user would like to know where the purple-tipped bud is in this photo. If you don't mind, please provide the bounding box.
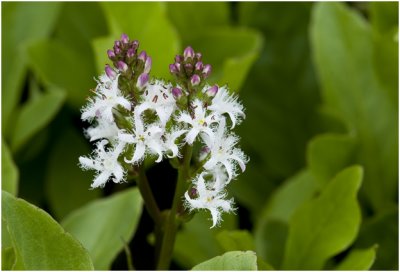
[172,87,183,99]
[114,40,121,48]
[105,64,117,80]
[195,52,202,60]
[121,33,129,44]
[117,61,128,72]
[184,63,193,74]
[138,51,147,62]
[144,56,152,74]
[107,49,116,59]
[190,74,201,86]
[175,55,183,63]
[169,64,178,74]
[127,48,135,58]
[203,64,212,78]
[132,40,139,48]
[195,61,203,71]
[137,73,149,89]
[183,46,195,60]
[206,85,219,97]
[114,47,121,55]
[189,187,198,198]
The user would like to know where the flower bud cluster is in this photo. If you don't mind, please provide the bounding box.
[79,34,248,228]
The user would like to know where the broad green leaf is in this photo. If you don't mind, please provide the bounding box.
[307,134,356,186]
[192,251,258,270]
[188,27,263,91]
[336,245,377,270]
[10,87,66,153]
[369,2,398,34]
[100,2,180,79]
[2,190,94,270]
[174,211,237,269]
[216,230,255,252]
[255,170,318,268]
[27,39,95,109]
[355,208,398,270]
[2,2,62,134]
[45,127,101,219]
[282,166,363,269]
[311,2,397,211]
[233,3,322,215]
[167,2,230,42]
[62,188,143,270]
[2,247,16,270]
[2,140,18,195]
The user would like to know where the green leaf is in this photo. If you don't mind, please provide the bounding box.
[336,245,377,270]
[2,190,94,270]
[282,166,363,269]
[166,2,230,42]
[45,127,101,219]
[10,87,66,153]
[369,2,398,34]
[192,251,258,270]
[174,211,237,269]
[310,2,397,211]
[2,140,19,195]
[2,2,62,134]
[307,134,356,186]
[255,170,318,268]
[61,188,143,270]
[216,230,255,252]
[27,39,95,108]
[2,246,16,270]
[100,2,180,79]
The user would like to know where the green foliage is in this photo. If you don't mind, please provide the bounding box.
[336,245,377,270]
[192,251,258,270]
[216,230,255,252]
[2,140,19,195]
[283,166,363,269]
[2,190,94,270]
[61,188,142,270]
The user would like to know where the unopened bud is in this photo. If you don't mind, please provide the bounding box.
[169,64,178,74]
[175,55,183,63]
[114,46,121,55]
[203,64,212,78]
[195,52,202,60]
[117,61,128,72]
[144,56,152,74]
[114,40,121,48]
[183,46,195,60]
[195,61,203,71]
[172,87,183,99]
[206,85,218,97]
[137,73,149,89]
[184,63,193,75]
[121,33,129,44]
[107,49,116,59]
[189,187,198,198]
[138,51,147,62]
[127,48,135,59]
[190,74,200,86]
[105,65,117,80]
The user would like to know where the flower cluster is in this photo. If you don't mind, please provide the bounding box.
[79,34,248,228]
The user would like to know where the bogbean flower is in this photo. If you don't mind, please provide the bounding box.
[79,34,248,228]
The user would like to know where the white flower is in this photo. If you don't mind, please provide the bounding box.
[118,112,164,164]
[79,140,126,188]
[81,74,131,123]
[184,173,234,228]
[85,118,120,143]
[207,86,245,129]
[201,118,248,181]
[162,128,187,158]
[136,80,177,125]
[176,99,219,145]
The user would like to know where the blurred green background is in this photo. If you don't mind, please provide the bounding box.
[2,2,398,270]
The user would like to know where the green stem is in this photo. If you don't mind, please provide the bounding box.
[137,165,162,225]
[156,144,193,270]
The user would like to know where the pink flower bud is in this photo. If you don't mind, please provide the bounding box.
[114,40,121,48]
[172,87,183,99]
[206,85,218,97]
[137,73,149,89]
[114,47,121,55]
[127,48,135,58]
[169,64,178,74]
[175,55,183,63]
[184,63,193,74]
[195,52,202,60]
[203,64,212,78]
[144,56,152,74]
[105,64,117,80]
[195,61,203,71]
[107,49,116,59]
[190,74,200,86]
[183,46,195,60]
[121,33,129,44]
[117,61,128,72]
[138,51,147,62]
